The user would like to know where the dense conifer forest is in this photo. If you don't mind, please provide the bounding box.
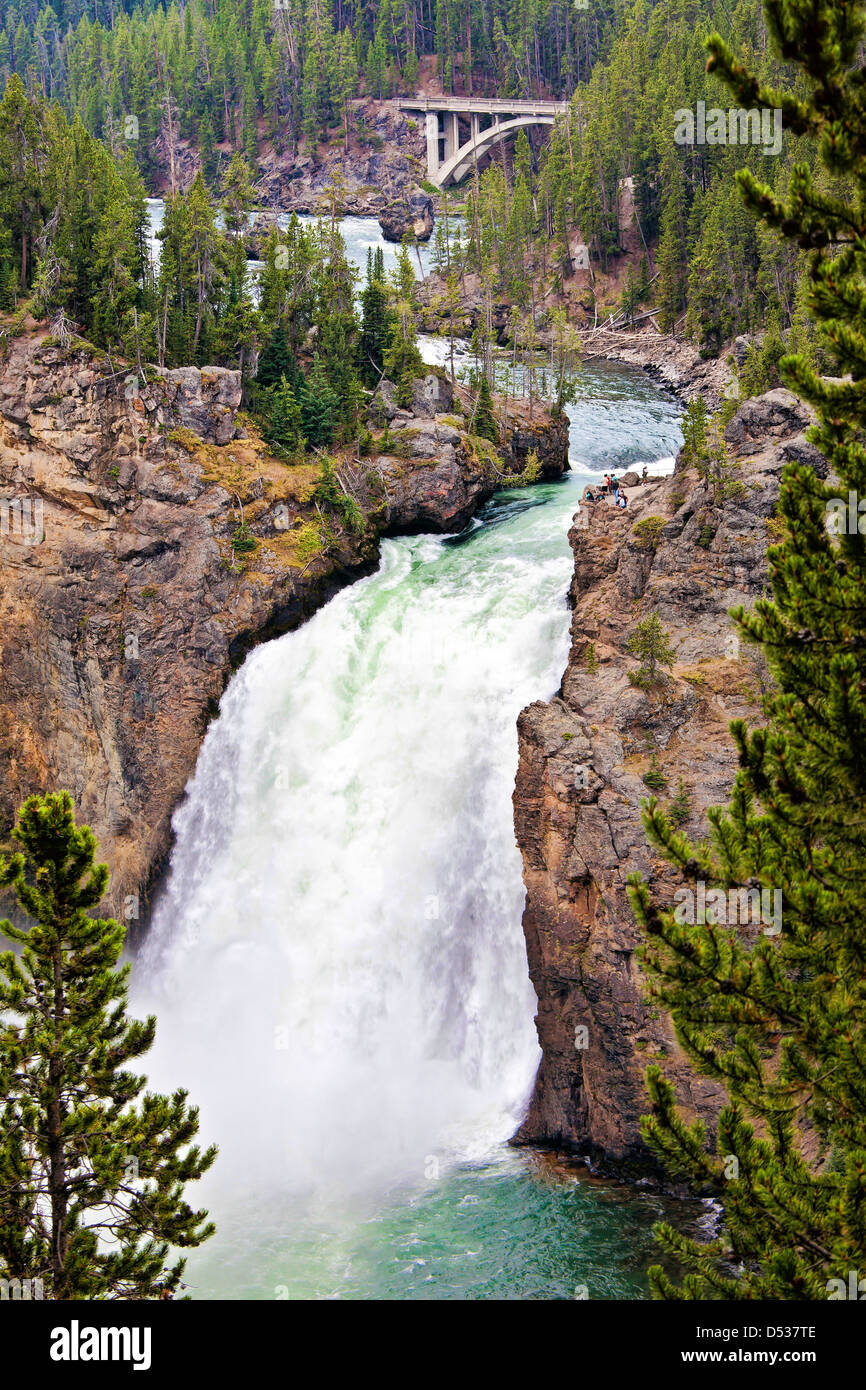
[0,0,837,364]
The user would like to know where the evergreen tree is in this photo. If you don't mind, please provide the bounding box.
[471,369,498,443]
[642,751,669,792]
[359,247,393,386]
[626,613,676,687]
[680,395,708,469]
[335,28,358,153]
[299,354,340,448]
[668,776,692,828]
[384,244,424,407]
[220,152,254,243]
[0,74,46,291]
[215,239,258,379]
[256,323,294,390]
[265,374,304,454]
[198,110,217,189]
[313,219,362,437]
[0,792,216,1300]
[549,306,581,415]
[169,173,225,363]
[627,0,866,1300]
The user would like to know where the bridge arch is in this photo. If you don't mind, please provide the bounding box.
[438,114,557,186]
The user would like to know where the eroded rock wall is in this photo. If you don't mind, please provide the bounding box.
[511,390,815,1172]
[0,333,568,928]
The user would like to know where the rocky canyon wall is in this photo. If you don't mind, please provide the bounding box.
[511,388,824,1174]
[0,330,567,927]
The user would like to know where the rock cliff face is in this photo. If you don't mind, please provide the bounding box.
[511,389,816,1173]
[155,100,432,224]
[578,329,731,406]
[0,332,567,928]
[259,104,427,217]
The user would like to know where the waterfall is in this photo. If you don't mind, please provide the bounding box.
[134,514,576,1202]
[129,350,684,1297]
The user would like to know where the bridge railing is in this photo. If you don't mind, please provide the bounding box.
[398,97,568,115]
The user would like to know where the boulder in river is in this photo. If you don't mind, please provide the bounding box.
[378,191,435,244]
[244,210,282,260]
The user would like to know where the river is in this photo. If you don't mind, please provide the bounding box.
[130,210,698,1300]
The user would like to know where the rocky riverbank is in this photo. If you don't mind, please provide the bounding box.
[416,271,738,407]
[577,329,732,407]
[510,388,821,1177]
[0,329,567,928]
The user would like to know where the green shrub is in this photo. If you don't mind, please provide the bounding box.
[631,516,667,552]
[230,524,258,554]
[642,752,669,792]
[668,776,692,826]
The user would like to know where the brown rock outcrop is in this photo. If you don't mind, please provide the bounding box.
[0,332,567,928]
[253,102,430,220]
[511,390,822,1173]
[500,411,571,481]
[378,192,435,243]
[578,329,731,406]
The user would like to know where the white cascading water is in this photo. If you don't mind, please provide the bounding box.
[134,515,575,1209]
[132,207,685,1296]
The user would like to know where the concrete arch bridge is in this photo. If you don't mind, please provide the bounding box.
[398,98,569,188]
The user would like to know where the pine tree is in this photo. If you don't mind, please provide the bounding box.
[359,247,393,386]
[220,152,254,243]
[627,0,866,1301]
[642,751,669,792]
[0,74,45,291]
[256,323,294,390]
[299,355,340,449]
[384,245,424,407]
[549,306,581,415]
[626,613,676,687]
[471,369,498,443]
[198,110,217,188]
[176,173,225,361]
[680,394,708,469]
[0,792,216,1299]
[335,28,358,154]
[265,374,304,454]
[668,776,692,828]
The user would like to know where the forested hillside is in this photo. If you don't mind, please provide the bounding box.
[1,0,621,160]
[0,0,835,364]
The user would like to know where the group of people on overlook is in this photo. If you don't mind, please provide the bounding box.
[581,473,629,509]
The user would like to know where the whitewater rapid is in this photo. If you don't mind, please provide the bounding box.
[134,508,577,1204]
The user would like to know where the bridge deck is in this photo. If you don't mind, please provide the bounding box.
[399,97,568,116]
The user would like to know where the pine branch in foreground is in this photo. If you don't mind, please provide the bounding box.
[628,0,866,1299]
[0,791,217,1299]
